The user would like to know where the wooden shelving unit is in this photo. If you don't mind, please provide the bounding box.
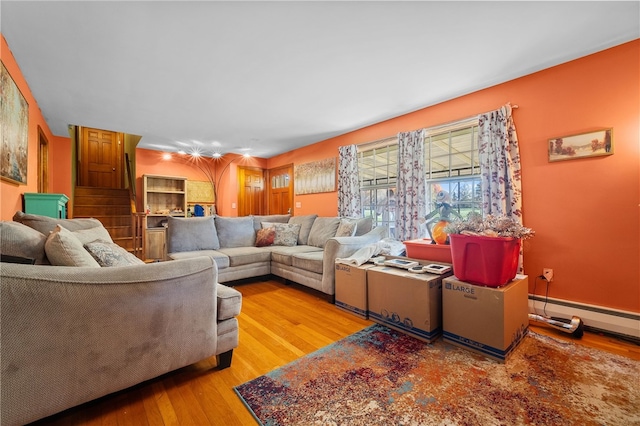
[142,174,187,261]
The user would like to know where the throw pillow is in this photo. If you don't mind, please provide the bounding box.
[44,225,100,267]
[335,219,358,237]
[255,227,276,247]
[0,221,47,264]
[84,239,145,267]
[252,214,291,232]
[13,211,105,235]
[72,225,114,244]
[262,222,301,247]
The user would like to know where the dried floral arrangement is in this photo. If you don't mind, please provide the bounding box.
[444,213,535,240]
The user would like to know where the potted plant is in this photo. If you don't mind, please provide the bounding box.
[444,213,535,287]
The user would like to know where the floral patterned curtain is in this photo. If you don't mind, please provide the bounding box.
[337,145,361,217]
[478,103,524,271]
[478,103,522,220]
[395,130,426,242]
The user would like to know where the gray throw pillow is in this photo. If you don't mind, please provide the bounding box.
[0,221,47,264]
[307,217,341,248]
[167,216,220,253]
[288,214,318,245]
[215,216,255,248]
[84,239,145,267]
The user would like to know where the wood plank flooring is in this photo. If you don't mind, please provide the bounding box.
[31,278,639,426]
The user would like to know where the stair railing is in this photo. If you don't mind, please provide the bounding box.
[125,153,145,259]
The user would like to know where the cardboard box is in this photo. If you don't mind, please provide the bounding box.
[367,265,450,343]
[442,275,529,362]
[335,263,375,318]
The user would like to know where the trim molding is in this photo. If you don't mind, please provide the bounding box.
[529,295,640,341]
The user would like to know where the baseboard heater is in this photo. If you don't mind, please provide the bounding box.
[528,295,640,342]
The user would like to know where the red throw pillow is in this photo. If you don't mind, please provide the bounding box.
[255,227,275,247]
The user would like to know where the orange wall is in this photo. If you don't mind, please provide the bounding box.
[0,34,72,220]
[135,148,267,217]
[3,30,637,314]
[268,40,640,313]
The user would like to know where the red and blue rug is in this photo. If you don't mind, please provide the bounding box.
[235,323,639,425]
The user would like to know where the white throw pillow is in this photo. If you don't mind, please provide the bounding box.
[45,225,100,267]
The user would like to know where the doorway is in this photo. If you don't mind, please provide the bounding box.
[268,164,293,215]
[78,127,123,188]
[37,126,49,193]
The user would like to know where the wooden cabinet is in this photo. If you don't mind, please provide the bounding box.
[145,227,167,261]
[143,174,187,261]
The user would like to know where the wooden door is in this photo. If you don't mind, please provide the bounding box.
[79,127,123,188]
[268,164,293,215]
[238,167,265,216]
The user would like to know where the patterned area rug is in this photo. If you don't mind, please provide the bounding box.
[234,324,640,426]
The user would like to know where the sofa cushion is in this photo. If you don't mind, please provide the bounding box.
[252,214,290,232]
[71,224,114,244]
[217,247,272,267]
[291,251,324,274]
[354,217,373,236]
[13,211,105,234]
[44,225,100,267]
[167,216,220,252]
[262,222,300,247]
[217,284,242,320]
[84,239,145,267]
[307,217,341,248]
[168,250,230,269]
[0,221,47,264]
[288,214,318,245]
[335,218,358,237]
[215,216,255,248]
[255,227,275,247]
[269,245,322,266]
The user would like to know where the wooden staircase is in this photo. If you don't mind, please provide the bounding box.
[73,186,143,257]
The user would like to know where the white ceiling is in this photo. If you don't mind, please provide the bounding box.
[1,1,638,159]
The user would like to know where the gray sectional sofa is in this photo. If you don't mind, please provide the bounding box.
[1,212,242,426]
[166,214,388,296]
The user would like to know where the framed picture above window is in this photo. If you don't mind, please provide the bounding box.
[548,128,613,162]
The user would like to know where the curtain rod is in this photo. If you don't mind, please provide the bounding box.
[356,102,518,151]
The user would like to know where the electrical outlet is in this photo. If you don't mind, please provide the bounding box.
[543,268,553,282]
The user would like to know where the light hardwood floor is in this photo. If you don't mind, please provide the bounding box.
[32,279,639,425]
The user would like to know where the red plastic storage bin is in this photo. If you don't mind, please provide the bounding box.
[449,234,520,287]
[403,239,453,263]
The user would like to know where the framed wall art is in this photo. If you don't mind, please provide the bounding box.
[294,157,336,195]
[548,128,613,162]
[1,61,29,185]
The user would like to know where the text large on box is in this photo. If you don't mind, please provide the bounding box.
[335,263,374,318]
[442,275,529,362]
[367,266,444,343]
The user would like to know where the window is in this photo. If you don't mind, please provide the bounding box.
[425,119,481,221]
[358,139,398,238]
[358,119,481,239]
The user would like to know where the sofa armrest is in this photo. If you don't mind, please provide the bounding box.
[1,256,218,426]
[320,226,388,295]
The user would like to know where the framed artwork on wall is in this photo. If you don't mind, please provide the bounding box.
[548,128,613,162]
[294,158,336,195]
[1,61,29,185]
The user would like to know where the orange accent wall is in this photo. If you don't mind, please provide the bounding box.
[135,148,267,217]
[268,40,640,313]
[0,34,72,220]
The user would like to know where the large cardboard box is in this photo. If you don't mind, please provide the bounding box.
[335,263,375,318]
[442,275,529,362]
[367,265,450,343]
